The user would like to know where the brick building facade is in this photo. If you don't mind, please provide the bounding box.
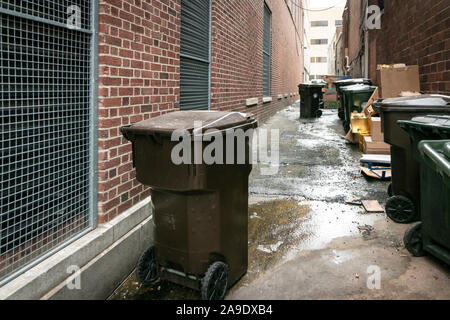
[0,0,304,295]
[97,0,305,224]
[340,0,449,95]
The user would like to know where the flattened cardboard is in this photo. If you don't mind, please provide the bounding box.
[376,65,420,98]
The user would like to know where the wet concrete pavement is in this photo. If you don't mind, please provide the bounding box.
[110,103,450,300]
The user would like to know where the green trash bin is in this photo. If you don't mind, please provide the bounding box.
[340,84,377,133]
[334,78,372,120]
[403,140,450,265]
[298,83,326,119]
[399,115,450,162]
[373,95,450,224]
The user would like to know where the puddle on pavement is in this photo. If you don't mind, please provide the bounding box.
[244,199,311,284]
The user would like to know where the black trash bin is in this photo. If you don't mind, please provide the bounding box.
[334,78,372,120]
[373,95,450,223]
[298,83,326,118]
[121,111,258,300]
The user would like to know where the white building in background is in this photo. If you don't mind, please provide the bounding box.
[304,4,345,80]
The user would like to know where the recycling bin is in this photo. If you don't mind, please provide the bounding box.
[403,140,450,265]
[121,111,258,300]
[334,78,372,120]
[373,95,450,223]
[341,84,377,133]
[298,83,326,119]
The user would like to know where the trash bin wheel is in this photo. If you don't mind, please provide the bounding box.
[338,108,345,120]
[404,222,426,257]
[316,110,323,118]
[136,246,159,286]
[387,183,393,197]
[386,196,416,224]
[201,261,229,300]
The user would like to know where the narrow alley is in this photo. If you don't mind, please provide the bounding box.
[110,103,450,300]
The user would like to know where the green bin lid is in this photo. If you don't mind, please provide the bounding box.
[399,115,450,131]
[340,84,377,93]
[418,140,450,179]
[122,111,257,138]
[373,94,450,112]
[333,78,372,86]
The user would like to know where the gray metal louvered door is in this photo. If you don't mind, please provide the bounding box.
[180,0,211,111]
[0,1,98,286]
[263,3,271,97]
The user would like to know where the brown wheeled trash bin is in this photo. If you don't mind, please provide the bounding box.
[121,111,258,300]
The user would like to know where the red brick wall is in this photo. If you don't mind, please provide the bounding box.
[97,0,181,223]
[211,0,304,123]
[374,0,449,94]
[97,0,303,223]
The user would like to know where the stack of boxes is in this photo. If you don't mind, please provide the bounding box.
[362,117,390,155]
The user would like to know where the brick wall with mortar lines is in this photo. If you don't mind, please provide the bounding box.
[97,0,303,223]
[211,0,304,123]
[97,0,181,223]
[374,0,449,94]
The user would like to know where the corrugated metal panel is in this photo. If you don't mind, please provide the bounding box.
[180,57,209,111]
[263,4,271,97]
[180,0,210,111]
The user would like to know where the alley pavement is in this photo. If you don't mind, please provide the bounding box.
[111,103,450,300]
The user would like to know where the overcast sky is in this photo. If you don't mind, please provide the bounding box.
[308,0,347,9]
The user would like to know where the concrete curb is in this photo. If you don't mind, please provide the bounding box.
[0,197,153,300]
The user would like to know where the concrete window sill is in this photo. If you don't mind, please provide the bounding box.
[263,97,272,103]
[245,97,259,107]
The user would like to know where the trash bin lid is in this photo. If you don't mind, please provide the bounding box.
[398,115,450,139]
[121,111,257,138]
[333,78,372,86]
[340,84,377,93]
[373,94,450,112]
[399,115,450,128]
[418,140,450,178]
[298,83,327,88]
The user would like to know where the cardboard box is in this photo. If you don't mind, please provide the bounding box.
[363,136,390,155]
[376,65,420,98]
[369,117,384,142]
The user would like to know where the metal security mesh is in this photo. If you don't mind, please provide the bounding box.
[0,1,94,285]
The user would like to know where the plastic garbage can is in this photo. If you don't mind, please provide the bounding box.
[121,111,258,300]
[298,83,326,119]
[334,78,372,120]
[341,84,377,133]
[372,95,450,223]
[403,140,450,265]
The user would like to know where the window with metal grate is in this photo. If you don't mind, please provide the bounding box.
[0,1,96,286]
[180,0,211,111]
[263,3,272,98]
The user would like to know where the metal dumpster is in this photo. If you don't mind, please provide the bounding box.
[404,140,450,265]
[373,95,450,223]
[121,111,258,300]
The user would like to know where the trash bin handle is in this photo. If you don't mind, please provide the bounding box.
[420,142,450,178]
